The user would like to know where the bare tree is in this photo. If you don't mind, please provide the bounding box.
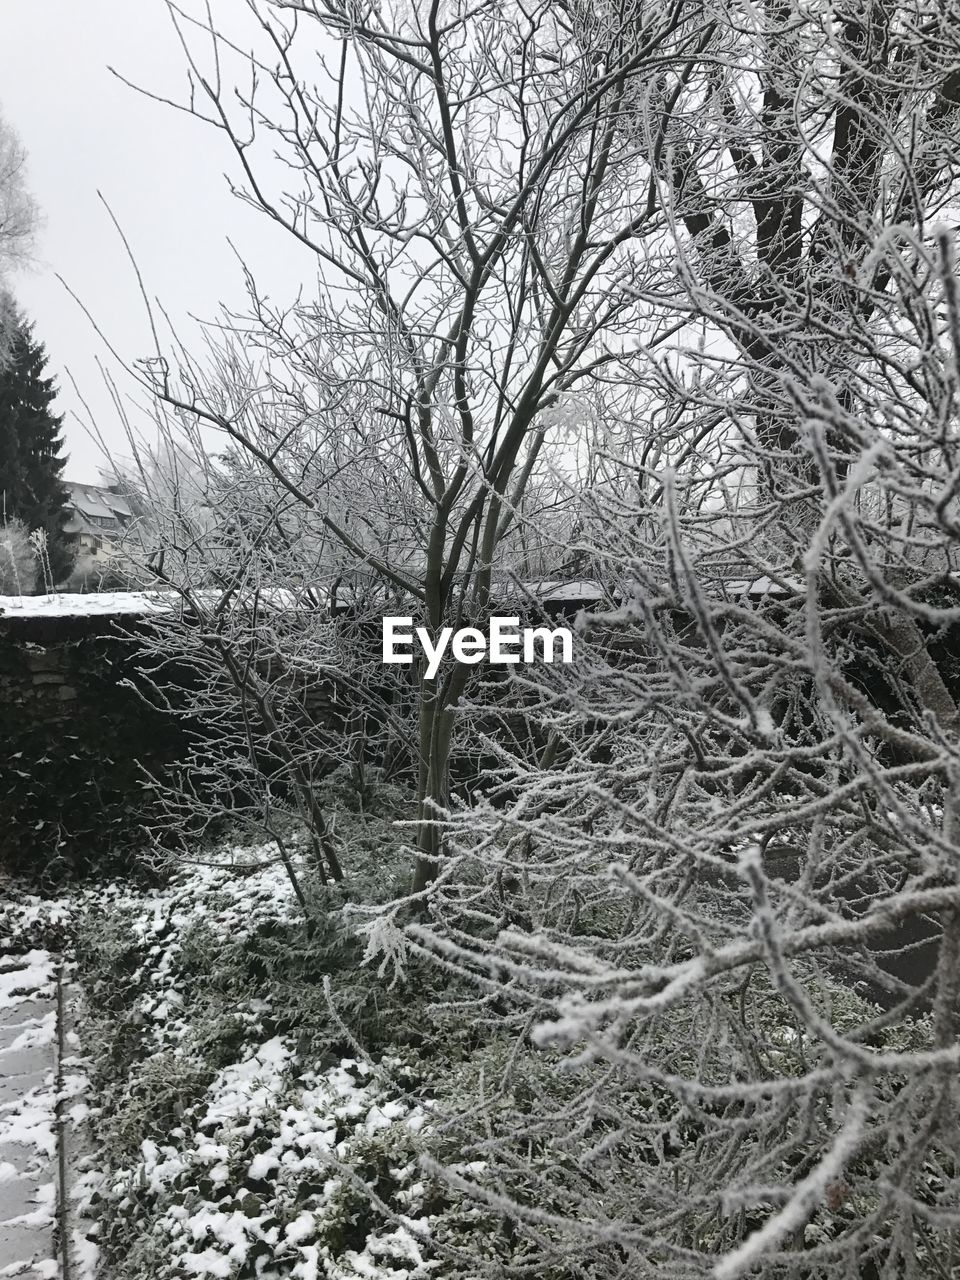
[0,110,37,273]
[383,3,960,1277]
[109,0,695,893]
[0,110,39,367]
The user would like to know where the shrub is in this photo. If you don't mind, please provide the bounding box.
[0,518,36,594]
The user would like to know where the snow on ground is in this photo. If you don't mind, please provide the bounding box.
[0,895,114,1280]
[0,946,59,1279]
[0,951,56,1009]
[98,858,440,1278]
[121,1040,433,1279]
[0,853,467,1279]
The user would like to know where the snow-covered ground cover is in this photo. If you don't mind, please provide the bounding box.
[0,845,499,1280]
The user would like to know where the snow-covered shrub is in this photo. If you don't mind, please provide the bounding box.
[92,1036,431,1280]
[68,842,512,1278]
[393,230,960,1274]
[62,554,141,594]
[0,516,37,594]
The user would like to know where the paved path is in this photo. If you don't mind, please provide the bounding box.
[0,951,59,1279]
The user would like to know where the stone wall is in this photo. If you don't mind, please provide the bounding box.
[0,610,195,881]
[1,627,86,719]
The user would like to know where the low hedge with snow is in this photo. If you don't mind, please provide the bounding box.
[46,841,506,1280]
[105,1037,435,1279]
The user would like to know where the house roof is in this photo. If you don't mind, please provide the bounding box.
[65,482,133,521]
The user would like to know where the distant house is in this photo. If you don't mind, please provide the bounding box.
[63,482,135,570]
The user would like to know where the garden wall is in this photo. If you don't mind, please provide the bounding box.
[0,600,197,882]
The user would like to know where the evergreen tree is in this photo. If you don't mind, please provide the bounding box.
[0,316,73,586]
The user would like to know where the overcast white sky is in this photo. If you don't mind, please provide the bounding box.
[1,1,310,482]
